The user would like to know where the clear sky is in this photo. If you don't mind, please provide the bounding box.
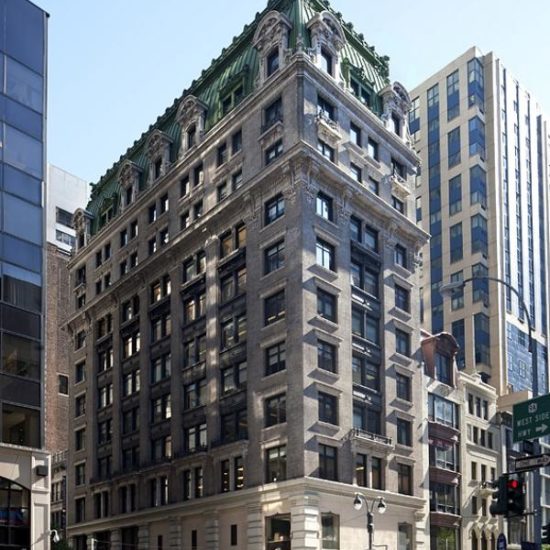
[38,0,550,185]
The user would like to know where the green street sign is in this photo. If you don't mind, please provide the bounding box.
[513,393,550,442]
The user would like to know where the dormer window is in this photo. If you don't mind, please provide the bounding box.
[176,96,208,157]
[187,125,196,148]
[350,76,372,107]
[221,84,244,116]
[381,81,412,140]
[392,114,401,136]
[154,159,162,180]
[253,11,292,87]
[307,11,345,81]
[118,160,142,209]
[145,130,173,186]
[267,49,280,77]
[320,48,333,76]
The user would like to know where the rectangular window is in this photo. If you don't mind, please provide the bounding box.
[317,96,335,121]
[266,48,279,77]
[395,244,407,268]
[469,116,486,159]
[397,463,412,495]
[265,194,285,225]
[217,143,227,167]
[317,340,336,373]
[321,514,339,550]
[448,174,462,215]
[350,163,362,183]
[396,328,411,357]
[266,445,286,482]
[449,222,463,262]
[317,140,335,162]
[350,122,361,146]
[231,129,242,154]
[265,393,286,427]
[447,127,461,167]
[259,286,283,325]
[265,140,283,165]
[316,192,333,221]
[395,285,410,312]
[266,342,286,375]
[364,226,378,251]
[320,48,333,76]
[264,97,283,129]
[352,355,379,391]
[397,418,412,447]
[319,444,337,481]
[264,240,284,274]
[317,288,337,322]
[316,238,335,271]
[367,138,379,161]
[396,373,411,401]
[318,392,338,425]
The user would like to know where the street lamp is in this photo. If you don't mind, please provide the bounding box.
[440,273,540,542]
[353,493,387,550]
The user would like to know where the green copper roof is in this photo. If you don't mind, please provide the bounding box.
[87,0,391,232]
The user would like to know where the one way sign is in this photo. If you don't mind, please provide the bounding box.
[514,453,550,473]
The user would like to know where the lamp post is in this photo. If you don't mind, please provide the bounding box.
[440,274,540,543]
[353,493,387,550]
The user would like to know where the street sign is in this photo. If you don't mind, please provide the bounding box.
[497,533,507,550]
[513,393,550,442]
[514,453,550,473]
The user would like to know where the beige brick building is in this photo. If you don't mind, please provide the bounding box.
[66,1,429,548]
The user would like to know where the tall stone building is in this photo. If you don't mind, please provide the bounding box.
[412,47,550,546]
[66,1,428,548]
[46,164,90,540]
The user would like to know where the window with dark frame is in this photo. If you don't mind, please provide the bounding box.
[317,340,336,373]
[318,392,338,425]
[265,194,285,225]
[264,240,285,274]
[265,393,286,427]
[265,341,286,375]
[264,290,285,325]
[317,288,337,322]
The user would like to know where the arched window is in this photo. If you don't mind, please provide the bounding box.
[0,477,30,549]
[471,531,478,550]
[481,532,488,550]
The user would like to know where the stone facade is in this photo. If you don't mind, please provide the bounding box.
[66,1,429,549]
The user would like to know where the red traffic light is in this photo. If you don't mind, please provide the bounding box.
[507,479,520,490]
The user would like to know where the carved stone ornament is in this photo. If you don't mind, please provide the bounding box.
[145,129,173,161]
[73,208,93,235]
[176,95,207,126]
[117,160,142,191]
[385,219,400,247]
[381,81,412,120]
[243,191,260,227]
[307,11,345,55]
[287,155,320,204]
[336,188,354,221]
[252,11,292,54]
[413,245,423,267]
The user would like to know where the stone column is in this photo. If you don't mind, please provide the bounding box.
[247,503,264,550]
[137,524,150,550]
[290,491,320,550]
[205,511,219,550]
[110,528,121,550]
[168,517,182,550]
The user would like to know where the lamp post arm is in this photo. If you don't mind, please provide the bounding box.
[462,275,533,352]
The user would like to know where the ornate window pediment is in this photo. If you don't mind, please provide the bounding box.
[145,129,173,185]
[117,160,142,209]
[252,10,292,85]
[307,11,346,79]
[381,81,412,140]
[176,95,208,157]
[73,208,94,250]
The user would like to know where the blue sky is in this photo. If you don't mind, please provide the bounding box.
[38,0,550,184]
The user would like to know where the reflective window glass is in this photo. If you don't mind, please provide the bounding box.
[4,194,42,244]
[6,57,43,113]
[3,165,41,205]
[4,124,43,178]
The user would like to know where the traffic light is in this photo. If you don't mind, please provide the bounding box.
[542,523,550,544]
[489,475,508,516]
[506,475,525,516]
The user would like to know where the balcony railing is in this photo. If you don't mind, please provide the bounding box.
[349,428,392,447]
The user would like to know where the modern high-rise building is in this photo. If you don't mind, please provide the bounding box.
[0,1,50,549]
[65,0,430,548]
[412,46,550,546]
[46,165,90,541]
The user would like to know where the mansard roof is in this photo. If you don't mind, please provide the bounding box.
[86,0,391,234]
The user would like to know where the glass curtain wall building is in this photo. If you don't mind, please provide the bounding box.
[412,46,550,547]
[0,2,50,550]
